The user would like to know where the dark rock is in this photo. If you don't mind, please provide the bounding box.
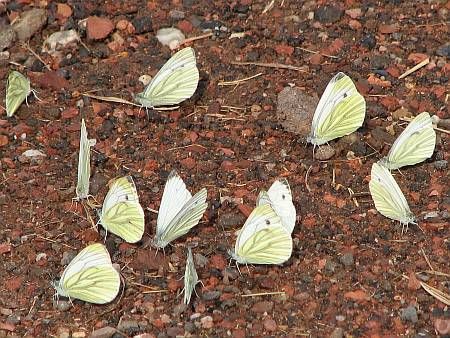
[434,160,447,170]
[89,326,116,338]
[314,5,343,24]
[0,27,17,51]
[361,34,377,50]
[12,8,47,41]
[132,16,153,34]
[202,291,221,301]
[370,55,390,69]
[436,43,450,58]
[276,87,318,137]
[401,305,418,323]
[339,252,354,267]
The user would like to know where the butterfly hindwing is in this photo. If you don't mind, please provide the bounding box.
[100,176,145,243]
[369,163,415,226]
[135,47,199,107]
[231,204,292,265]
[6,71,31,117]
[257,178,296,233]
[379,112,436,170]
[308,72,366,146]
[55,243,120,304]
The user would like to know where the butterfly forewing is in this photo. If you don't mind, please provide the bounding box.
[154,187,207,248]
[369,163,415,225]
[380,112,436,170]
[6,71,31,117]
[257,178,296,234]
[183,248,199,305]
[136,47,199,107]
[57,243,120,304]
[75,119,96,200]
[233,204,292,265]
[156,170,192,237]
[100,176,145,243]
[308,72,366,146]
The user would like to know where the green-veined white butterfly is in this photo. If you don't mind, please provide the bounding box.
[378,112,436,170]
[229,204,292,265]
[99,176,145,243]
[5,71,32,117]
[369,163,416,232]
[307,72,366,147]
[135,47,199,108]
[256,178,296,234]
[183,248,200,305]
[153,170,208,249]
[52,243,120,304]
[75,119,96,200]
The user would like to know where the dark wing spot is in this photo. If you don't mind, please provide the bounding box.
[282,194,285,200]
[266,220,270,225]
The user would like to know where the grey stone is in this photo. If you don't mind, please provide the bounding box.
[53,300,71,312]
[324,259,337,274]
[436,43,450,58]
[339,252,354,267]
[89,327,116,338]
[401,305,418,323]
[314,144,335,161]
[330,327,344,338]
[61,250,77,266]
[434,160,447,170]
[202,291,221,301]
[116,319,140,332]
[12,8,47,41]
[194,253,208,268]
[314,5,343,23]
[184,321,195,333]
[132,16,152,34]
[169,10,185,20]
[166,326,184,337]
[0,27,16,51]
[276,87,317,137]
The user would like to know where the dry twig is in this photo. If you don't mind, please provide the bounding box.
[218,72,263,86]
[298,47,339,59]
[398,57,429,79]
[231,61,308,72]
[181,32,213,45]
[241,291,285,297]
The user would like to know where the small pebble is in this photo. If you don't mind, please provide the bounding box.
[400,305,418,323]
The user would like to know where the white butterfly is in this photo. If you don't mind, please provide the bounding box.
[307,72,366,147]
[135,47,199,108]
[183,248,200,305]
[75,118,96,200]
[369,163,416,232]
[153,170,208,248]
[229,204,292,265]
[52,243,120,304]
[378,112,436,170]
[256,178,296,234]
[98,176,145,243]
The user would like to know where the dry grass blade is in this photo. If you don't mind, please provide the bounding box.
[82,93,139,106]
[399,57,429,79]
[420,281,450,305]
[262,0,276,14]
[298,47,339,59]
[218,72,263,86]
[181,32,213,45]
[241,291,285,297]
[231,61,308,72]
